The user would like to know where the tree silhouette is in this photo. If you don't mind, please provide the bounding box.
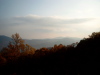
[1,33,36,60]
[1,32,100,75]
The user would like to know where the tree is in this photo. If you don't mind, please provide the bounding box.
[0,53,7,66]
[21,44,36,56]
[11,33,25,52]
[89,32,100,39]
[1,33,36,60]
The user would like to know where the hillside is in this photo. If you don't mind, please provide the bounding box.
[0,32,100,75]
[0,35,12,50]
[0,35,81,50]
[25,37,81,49]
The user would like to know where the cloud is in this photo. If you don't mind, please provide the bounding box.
[0,14,99,39]
[13,15,93,26]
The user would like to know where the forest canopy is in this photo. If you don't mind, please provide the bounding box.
[0,31,100,75]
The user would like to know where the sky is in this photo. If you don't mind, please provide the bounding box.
[0,0,100,39]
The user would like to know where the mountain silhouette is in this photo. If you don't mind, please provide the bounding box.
[0,35,12,50]
[0,32,100,75]
[0,35,81,50]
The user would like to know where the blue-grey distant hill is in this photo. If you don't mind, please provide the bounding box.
[0,35,81,50]
[0,35,12,50]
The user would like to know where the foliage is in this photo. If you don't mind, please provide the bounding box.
[0,32,100,75]
[89,32,100,39]
[1,33,36,61]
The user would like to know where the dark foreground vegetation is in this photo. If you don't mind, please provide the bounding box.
[0,32,100,75]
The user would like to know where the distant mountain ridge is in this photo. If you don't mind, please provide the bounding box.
[0,35,12,50]
[0,35,81,50]
[25,37,81,49]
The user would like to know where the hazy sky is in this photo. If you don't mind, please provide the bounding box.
[0,0,100,39]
